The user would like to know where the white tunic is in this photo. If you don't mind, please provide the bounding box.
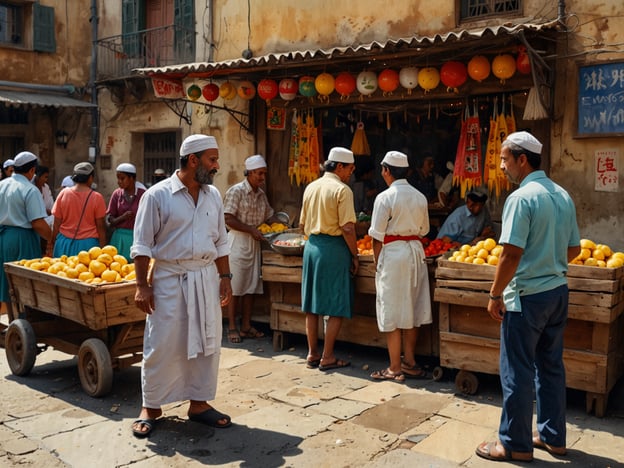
[228,230,263,295]
[131,172,229,407]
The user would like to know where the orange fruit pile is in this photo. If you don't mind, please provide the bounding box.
[357,235,373,256]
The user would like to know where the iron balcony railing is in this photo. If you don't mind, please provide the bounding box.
[96,25,196,81]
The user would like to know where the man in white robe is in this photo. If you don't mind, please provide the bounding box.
[130,134,233,438]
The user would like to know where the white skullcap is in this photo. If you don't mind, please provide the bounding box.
[3,159,14,169]
[116,163,136,174]
[381,150,409,168]
[14,152,38,168]
[327,147,354,164]
[245,154,267,171]
[61,175,75,187]
[73,162,95,176]
[179,134,218,157]
[504,131,543,154]
[154,168,166,175]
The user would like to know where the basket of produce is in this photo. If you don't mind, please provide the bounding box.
[270,232,306,256]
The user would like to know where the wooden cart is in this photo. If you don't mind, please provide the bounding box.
[3,262,145,397]
[434,257,624,417]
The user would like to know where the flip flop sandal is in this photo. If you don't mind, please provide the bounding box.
[239,327,265,339]
[188,408,232,428]
[131,418,156,438]
[370,368,405,382]
[306,359,321,369]
[401,362,428,379]
[318,358,350,371]
[533,432,566,456]
[228,329,242,344]
[475,441,533,462]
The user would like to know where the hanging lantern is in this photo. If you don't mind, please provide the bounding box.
[187,84,201,101]
[516,46,531,75]
[334,72,356,99]
[201,83,219,102]
[467,55,490,82]
[417,67,440,92]
[378,69,400,95]
[440,61,467,93]
[356,71,378,97]
[219,81,237,100]
[298,76,317,98]
[315,73,335,102]
[279,78,298,101]
[399,67,419,94]
[257,79,278,104]
[492,54,516,82]
[237,80,256,100]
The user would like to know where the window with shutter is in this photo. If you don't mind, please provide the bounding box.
[459,0,521,21]
[33,3,56,53]
[122,0,145,56]
[174,0,194,63]
[0,2,24,46]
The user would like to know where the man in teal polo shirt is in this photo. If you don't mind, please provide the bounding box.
[475,132,580,462]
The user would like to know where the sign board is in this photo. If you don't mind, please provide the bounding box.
[577,62,624,136]
[594,148,619,192]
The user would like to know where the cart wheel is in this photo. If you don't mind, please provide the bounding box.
[432,366,444,381]
[5,319,37,376]
[78,338,113,397]
[455,370,479,395]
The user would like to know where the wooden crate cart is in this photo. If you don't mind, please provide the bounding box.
[3,262,145,397]
[434,258,624,417]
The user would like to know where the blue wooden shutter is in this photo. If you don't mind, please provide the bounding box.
[122,0,145,56]
[174,0,194,62]
[33,3,56,53]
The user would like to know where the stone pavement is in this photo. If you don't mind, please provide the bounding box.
[1,325,623,467]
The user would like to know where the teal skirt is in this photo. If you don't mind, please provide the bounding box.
[53,233,99,258]
[0,226,42,303]
[110,228,134,262]
[301,234,353,318]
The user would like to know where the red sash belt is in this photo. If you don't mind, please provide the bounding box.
[383,234,422,245]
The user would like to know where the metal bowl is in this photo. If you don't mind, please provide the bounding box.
[270,232,306,256]
[275,211,291,226]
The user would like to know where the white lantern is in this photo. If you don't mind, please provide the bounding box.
[356,71,378,96]
[399,67,419,94]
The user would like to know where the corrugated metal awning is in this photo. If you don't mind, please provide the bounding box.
[135,21,559,79]
[0,89,96,108]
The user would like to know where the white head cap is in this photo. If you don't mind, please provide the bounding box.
[154,168,166,176]
[3,159,15,169]
[381,150,409,168]
[504,131,543,154]
[179,134,218,157]
[245,155,267,171]
[116,163,136,174]
[327,147,354,164]
[61,175,75,187]
[14,152,38,168]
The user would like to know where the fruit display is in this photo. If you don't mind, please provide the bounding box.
[447,237,501,266]
[16,245,135,284]
[356,235,455,258]
[258,222,289,235]
[570,239,624,268]
[357,235,373,256]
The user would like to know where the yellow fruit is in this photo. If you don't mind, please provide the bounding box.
[592,249,605,261]
[115,272,123,282]
[90,277,103,284]
[599,244,612,258]
[41,256,53,264]
[473,257,486,265]
[113,254,128,266]
[79,271,95,282]
[88,246,102,260]
[611,252,624,262]
[584,257,598,267]
[597,260,606,268]
[29,261,44,271]
[483,238,497,251]
[448,256,457,262]
[56,271,68,278]
[474,240,485,251]
[477,249,489,259]
[89,260,106,277]
[606,257,623,268]
[110,261,122,273]
[580,239,596,250]
[121,263,135,276]
[579,248,591,261]
[60,254,68,263]
[66,268,79,279]
[468,246,479,257]
[101,245,118,257]
[97,253,113,267]
[124,271,136,281]
[75,263,88,273]
[40,261,51,271]
[464,256,474,263]
[491,245,503,257]
[78,251,91,266]
[460,244,471,253]
[487,255,499,266]
[100,269,118,282]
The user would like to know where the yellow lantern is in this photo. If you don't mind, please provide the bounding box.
[237,80,256,100]
[417,67,440,92]
[314,73,335,102]
[492,54,516,82]
[219,81,237,100]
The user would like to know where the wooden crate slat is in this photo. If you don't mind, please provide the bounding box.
[103,286,145,326]
[261,265,302,283]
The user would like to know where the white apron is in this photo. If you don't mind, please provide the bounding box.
[227,230,263,295]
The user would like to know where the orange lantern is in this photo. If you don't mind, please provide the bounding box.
[516,46,531,75]
[417,67,440,92]
[237,80,256,100]
[219,82,237,100]
[334,72,356,99]
[201,83,219,102]
[315,73,335,101]
[492,54,516,82]
[467,55,490,82]
[257,79,278,104]
[399,67,419,94]
[187,84,201,101]
[378,69,400,95]
[279,78,298,101]
[440,61,467,92]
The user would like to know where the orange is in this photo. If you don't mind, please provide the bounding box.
[79,271,95,282]
[78,250,91,266]
[483,238,497,251]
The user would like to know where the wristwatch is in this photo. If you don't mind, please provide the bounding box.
[219,273,233,279]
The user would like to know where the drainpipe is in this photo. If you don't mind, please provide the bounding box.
[557,0,567,29]
[207,0,214,62]
[0,80,76,94]
[88,0,99,163]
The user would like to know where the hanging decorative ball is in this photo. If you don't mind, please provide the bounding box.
[315,73,335,101]
[417,67,440,92]
[201,83,219,102]
[492,54,516,82]
[467,55,490,82]
[298,76,317,98]
[356,71,378,96]
[279,78,298,101]
[378,69,400,95]
[237,80,256,100]
[399,67,419,94]
[516,46,531,75]
[440,61,468,92]
[187,84,202,101]
[219,81,237,100]
[334,72,356,99]
[257,79,279,104]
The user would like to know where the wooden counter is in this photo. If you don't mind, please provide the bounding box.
[261,251,439,356]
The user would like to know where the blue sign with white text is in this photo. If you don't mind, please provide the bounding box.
[578,62,624,136]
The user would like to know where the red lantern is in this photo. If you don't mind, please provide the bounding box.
[279,78,298,101]
[257,79,278,104]
[377,69,400,94]
[440,61,467,92]
[467,55,490,82]
[201,83,219,102]
[516,46,531,75]
[334,72,356,99]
